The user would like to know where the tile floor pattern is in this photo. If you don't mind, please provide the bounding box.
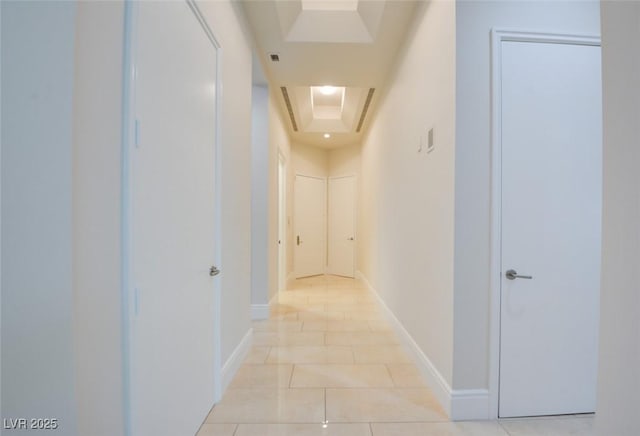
[199,275,595,436]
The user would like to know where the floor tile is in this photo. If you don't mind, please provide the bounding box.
[326,320,372,331]
[386,363,427,387]
[371,422,509,436]
[353,345,411,363]
[196,423,238,436]
[228,364,293,389]
[243,346,271,364]
[266,346,354,364]
[235,423,372,436]
[254,331,325,346]
[326,388,447,422]
[325,332,398,346]
[368,320,393,331]
[290,364,394,388]
[499,416,595,435]
[207,388,325,423]
[252,320,303,332]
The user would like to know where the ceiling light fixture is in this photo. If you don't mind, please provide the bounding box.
[320,86,337,95]
[324,133,331,139]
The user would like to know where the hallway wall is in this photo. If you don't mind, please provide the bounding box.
[251,85,270,311]
[358,0,456,388]
[453,0,601,392]
[597,2,640,434]
[2,2,80,434]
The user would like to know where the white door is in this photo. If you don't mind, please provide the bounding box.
[294,174,326,278]
[130,2,218,434]
[328,176,356,278]
[499,40,601,417]
[278,154,287,290]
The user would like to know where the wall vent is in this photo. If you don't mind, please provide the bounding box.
[280,87,298,132]
[356,88,375,133]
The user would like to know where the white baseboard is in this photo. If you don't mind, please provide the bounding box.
[251,304,269,320]
[356,271,490,421]
[450,389,490,420]
[251,291,280,320]
[221,328,252,393]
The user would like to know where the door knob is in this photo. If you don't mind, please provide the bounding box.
[296,235,301,246]
[505,269,532,280]
[347,237,355,241]
[209,265,220,277]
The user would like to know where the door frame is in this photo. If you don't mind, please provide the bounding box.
[327,174,358,278]
[488,29,601,419]
[121,1,224,434]
[278,150,287,291]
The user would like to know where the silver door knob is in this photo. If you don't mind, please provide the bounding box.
[505,269,532,280]
[209,265,220,277]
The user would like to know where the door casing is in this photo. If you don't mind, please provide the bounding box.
[488,29,601,419]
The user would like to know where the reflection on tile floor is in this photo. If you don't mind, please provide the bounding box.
[200,275,595,436]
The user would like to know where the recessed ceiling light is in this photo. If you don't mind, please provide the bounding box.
[324,133,331,139]
[320,86,337,95]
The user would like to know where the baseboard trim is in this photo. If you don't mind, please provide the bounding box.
[251,291,279,320]
[356,271,490,421]
[221,328,252,393]
[450,389,490,420]
[251,304,269,320]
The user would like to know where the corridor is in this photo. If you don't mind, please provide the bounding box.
[198,276,595,436]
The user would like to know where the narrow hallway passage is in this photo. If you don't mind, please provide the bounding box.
[199,276,595,436]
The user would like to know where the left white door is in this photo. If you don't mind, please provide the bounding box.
[130,2,217,435]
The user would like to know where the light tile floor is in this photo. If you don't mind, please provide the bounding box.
[199,275,595,436]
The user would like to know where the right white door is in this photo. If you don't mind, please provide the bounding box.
[328,175,356,278]
[499,40,602,417]
[294,174,326,278]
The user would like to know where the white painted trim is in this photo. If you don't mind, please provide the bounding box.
[251,304,269,320]
[450,389,490,421]
[221,329,253,394]
[251,291,279,320]
[489,29,601,419]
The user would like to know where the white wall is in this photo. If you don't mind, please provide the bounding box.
[597,3,640,435]
[72,2,125,434]
[359,0,456,387]
[291,142,329,178]
[453,0,601,391]
[1,2,79,434]
[251,85,270,310]
[328,143,361,178]
[199,0,254,364]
